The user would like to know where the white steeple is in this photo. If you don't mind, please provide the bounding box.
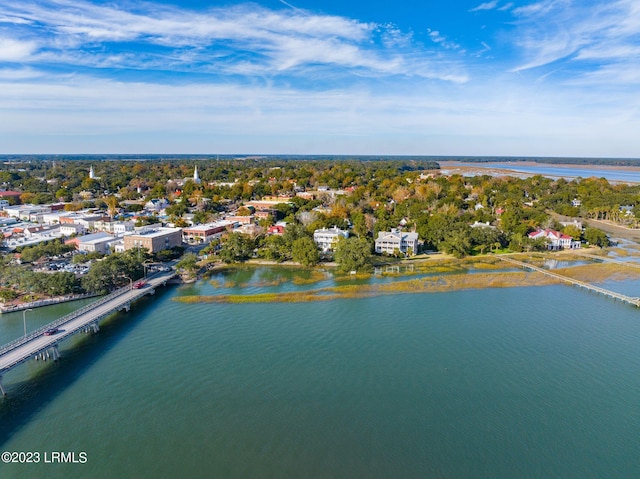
[193,165,201,184]
[89,165,95,179]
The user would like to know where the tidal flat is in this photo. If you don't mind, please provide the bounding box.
[175,252,640,305]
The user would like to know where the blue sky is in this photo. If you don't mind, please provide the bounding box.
[1,0,639,156]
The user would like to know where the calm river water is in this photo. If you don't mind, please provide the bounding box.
[1,267,640,478]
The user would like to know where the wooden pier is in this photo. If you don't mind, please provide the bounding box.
[499,257,640,308]
[576,252,640,270]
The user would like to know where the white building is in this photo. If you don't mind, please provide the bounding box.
[145,198,170,212]
[375,228,419,255]
[313,227,349,252]
[3,205,51,220]
[60,223,86,236]
[528,229,580,250]
[76,232,118,254]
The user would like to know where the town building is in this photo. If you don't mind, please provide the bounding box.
[123,227,183,253]
[3,205,51,221]
[60,223,87,236]
[313,227,349,252]
[374,228,419,255]
[69,232,117,255]
[182,221,231,244]
[0,191,22,202]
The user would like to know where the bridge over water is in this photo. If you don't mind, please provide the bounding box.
[0,270,176,395]
[500,257,640,308]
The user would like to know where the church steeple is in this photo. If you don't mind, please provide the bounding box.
[89,165,95,179]
[193,165,201,184]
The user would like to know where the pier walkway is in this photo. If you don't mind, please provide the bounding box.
[0,270,176,395]
[499,257,640,308]
[576,252,640,270]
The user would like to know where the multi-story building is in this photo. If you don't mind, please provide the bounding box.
[123,227,183,253]
[313,227,349,252]
[528,229,580,250]
[182,221,231,244]
[374,229,419,255]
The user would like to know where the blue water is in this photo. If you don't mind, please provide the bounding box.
[440,162,640,183]
[1,270,640,478]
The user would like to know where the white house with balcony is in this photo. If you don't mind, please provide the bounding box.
[528,229,580,250]
[375,228,419,256]
[313,226,349,252]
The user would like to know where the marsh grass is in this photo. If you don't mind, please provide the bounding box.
[174,270,567,305]
[291,270,330,285]
[174,256,640,305]
[555,263,640,282]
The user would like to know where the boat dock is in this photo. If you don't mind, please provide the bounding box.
[499,257,640,307]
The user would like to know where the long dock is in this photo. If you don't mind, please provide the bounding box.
[499,257,640,307]
[576,251,640,270]
[0,269,176,395]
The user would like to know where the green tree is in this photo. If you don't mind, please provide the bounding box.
[440,226,472,258]
[334,237,372,273]
[176,253,199,278]
[219,233,255,263]
[562,225,583,241]
[584,227,610,247]
[291,237,320,266]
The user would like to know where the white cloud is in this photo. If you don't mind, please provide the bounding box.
[0,67,43,79]
[510,0,640,80]
[470,1,499,12]
[0,37,37,61]
[0,71,636,156]
[428,29,462,51]
[0,0,467,83]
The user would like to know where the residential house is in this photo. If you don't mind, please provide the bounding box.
[313,227,349,252]
[375,228,419,255]
[528,229,580,250]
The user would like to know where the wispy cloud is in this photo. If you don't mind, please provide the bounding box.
[470,1,499,12]
[427,29,462,51]
[510,0,640,83]
[0,0,467,83]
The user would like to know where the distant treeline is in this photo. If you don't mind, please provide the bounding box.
[2,154,639,166]
[1,154,441,165]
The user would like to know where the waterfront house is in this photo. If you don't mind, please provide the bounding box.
[528,229,580,250]
[313,227,349,252]
[374,229,419,256]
